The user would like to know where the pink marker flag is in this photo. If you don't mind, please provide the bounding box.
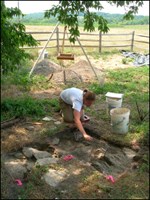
[63,155,75,161]
[106,175,115,183]
[15,179,23,186]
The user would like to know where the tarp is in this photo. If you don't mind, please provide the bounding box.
[121,50,149,67]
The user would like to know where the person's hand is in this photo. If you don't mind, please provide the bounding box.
[83,134,93,141]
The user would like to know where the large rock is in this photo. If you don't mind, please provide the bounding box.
[22,147,51,159]
[42,169,67,187]
[35,157,59,166]
[4,156,27,179]
[122,147,136,160]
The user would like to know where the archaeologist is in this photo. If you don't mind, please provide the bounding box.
[59,87,96,141]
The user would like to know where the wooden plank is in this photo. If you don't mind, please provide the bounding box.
[58,53,73,56]
[26,31,53,34]
[134,40,149,44]
[36,39,56,42]
[136,34,149,38]
[57,55,74,60]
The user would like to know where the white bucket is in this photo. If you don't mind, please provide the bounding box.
[106,97,122,114]
[110,108,130,134]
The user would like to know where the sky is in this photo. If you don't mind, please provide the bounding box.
[5,1,149,16]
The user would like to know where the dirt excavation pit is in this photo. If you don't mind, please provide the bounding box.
[2,126,139,192]
[44,128,138,177]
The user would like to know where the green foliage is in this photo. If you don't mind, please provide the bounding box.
[1,1,38,74]
[44,1,144,43]
[1,96,60,121]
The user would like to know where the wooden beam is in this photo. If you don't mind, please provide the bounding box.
[57,53,74,60]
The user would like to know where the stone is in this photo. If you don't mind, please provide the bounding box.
[51,137,60,145]
[42,169,67,187]
[91,161,111,174]
[35,157,59,166]
[133,155,143,162]
[79,160,91,167]
[14,152,26,159]
[123,148,136,160]
[22,147,51,159]
[22,147,34,158]
[26,160,35,170]
[42,117,55,121]
[54,121,62,125]
[33,150,51,160]
[25,126,35,131]
[4,157,27,179]
[91,148,105,159]
[52,149,67,158]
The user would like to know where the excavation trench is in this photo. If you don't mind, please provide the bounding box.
[42,127,137,177]
[2,126,138,194]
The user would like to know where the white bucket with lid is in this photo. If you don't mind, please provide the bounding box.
[105,92,124,114]
[110,107,130,134]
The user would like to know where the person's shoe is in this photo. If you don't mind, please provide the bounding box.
[81,115,90,123]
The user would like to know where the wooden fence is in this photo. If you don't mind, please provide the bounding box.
[24,28,149,53]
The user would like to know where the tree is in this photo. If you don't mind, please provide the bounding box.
[1,1,38,74]
[45,1,144,43]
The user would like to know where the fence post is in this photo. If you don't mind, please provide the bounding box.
[131,31,135,51]
[99,31,102,53]
[56,27,59,54]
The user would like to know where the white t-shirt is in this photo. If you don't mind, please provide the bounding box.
[60,87,83,112]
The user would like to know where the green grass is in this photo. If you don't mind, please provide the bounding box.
[1,68,53,92]
[1,96,60,121]
[89,66,149,96]
[87,65,149,146]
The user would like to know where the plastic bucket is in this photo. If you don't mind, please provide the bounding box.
[106,97,122,114]
[110,108,130,134]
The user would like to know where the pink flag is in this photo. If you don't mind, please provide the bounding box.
[106,175,115,183]
[15,179,23,186]
[63,155,75,161]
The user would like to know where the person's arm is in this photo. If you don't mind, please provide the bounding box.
[73,109,93,141]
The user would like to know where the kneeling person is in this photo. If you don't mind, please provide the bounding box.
[59,87,96,141]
